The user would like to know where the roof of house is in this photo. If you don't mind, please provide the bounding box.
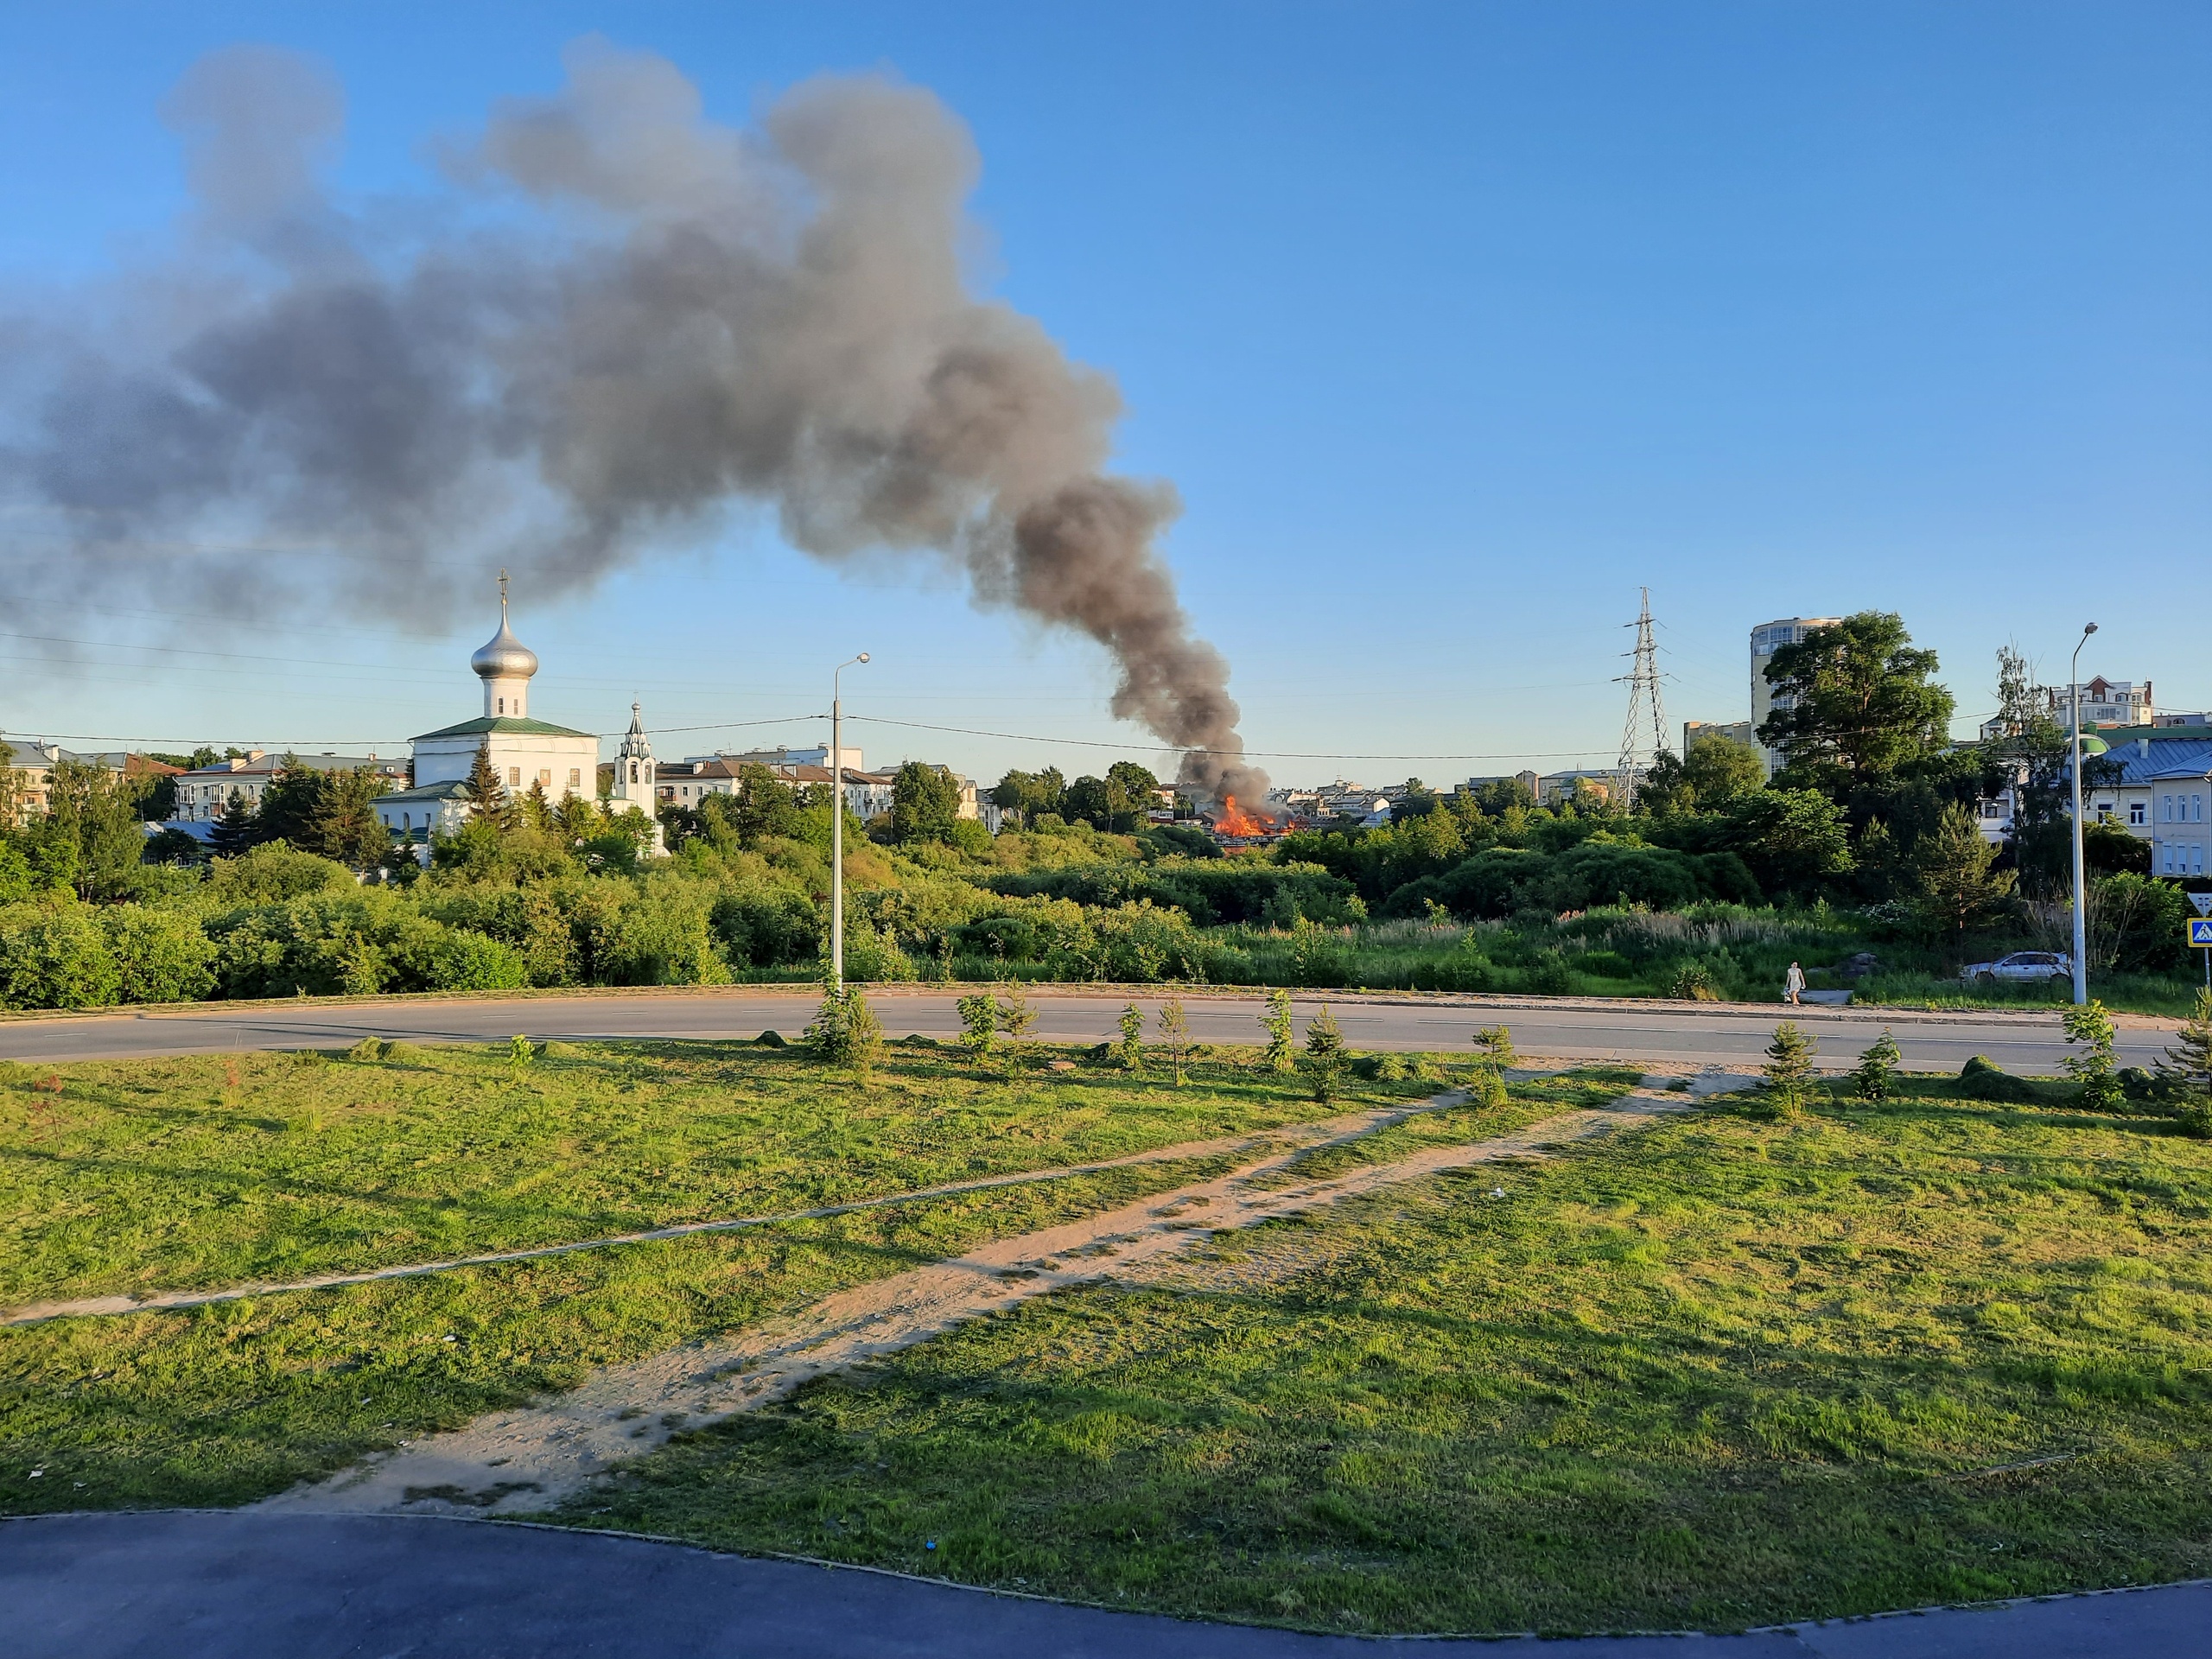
[410,715,595,742]
[175,753,392,781]
[2082,737,2212,786]
[372,779,475,805]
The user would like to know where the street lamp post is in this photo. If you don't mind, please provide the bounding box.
[2069,623,2099,1006]
[830,653,870,989]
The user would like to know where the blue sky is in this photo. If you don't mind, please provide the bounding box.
[3,2,2206,785]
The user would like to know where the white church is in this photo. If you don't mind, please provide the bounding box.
[373,582,656,852]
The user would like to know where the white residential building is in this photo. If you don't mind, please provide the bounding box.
[169,751,402,824]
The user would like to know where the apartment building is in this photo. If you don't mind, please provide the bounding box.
[1750,617,1843,774]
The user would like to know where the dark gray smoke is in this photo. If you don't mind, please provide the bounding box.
[0,39,1266,803]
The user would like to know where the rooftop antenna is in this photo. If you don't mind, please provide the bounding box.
[1613,588,1669,809]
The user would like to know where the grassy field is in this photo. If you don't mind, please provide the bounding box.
[556,1081,2212,1636]
[0,1039,1453,1514]
[0,1039,1409,1307]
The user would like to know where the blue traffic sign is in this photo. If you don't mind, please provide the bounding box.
[2191,918,2212,948]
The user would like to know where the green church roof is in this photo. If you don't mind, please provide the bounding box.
[410,715,596,742]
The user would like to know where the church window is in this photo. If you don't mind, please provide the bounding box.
[537,769,551,787]
[508,766,521,786]
[629,761,639,784]
[498,697,505,714]
[569,769,581,789]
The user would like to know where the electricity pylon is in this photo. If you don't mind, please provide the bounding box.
[1612,588,1669,809]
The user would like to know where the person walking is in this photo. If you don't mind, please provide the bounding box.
[1783,961,1806,1006]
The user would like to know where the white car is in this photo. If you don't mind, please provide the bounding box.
[1960,950,2070,987]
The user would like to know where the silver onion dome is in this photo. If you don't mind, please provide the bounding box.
[471,616,538,681]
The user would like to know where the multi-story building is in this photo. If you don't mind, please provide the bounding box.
[1751,617,1841,774]
[2046,678,2154,732]
[169,751,399,824]
[645,750,1001,830]
[1980,727,2212,874]
[9,745,186,827]
[1681,719,1757,756]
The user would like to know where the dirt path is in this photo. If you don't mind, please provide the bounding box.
[261,1073,1726,1519]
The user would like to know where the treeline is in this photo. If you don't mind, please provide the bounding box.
[1271,613,2180,949]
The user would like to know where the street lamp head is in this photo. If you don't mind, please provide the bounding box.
[856,652,870,664]
[2083,622,2099,636]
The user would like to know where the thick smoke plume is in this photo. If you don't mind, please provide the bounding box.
[0,40,1265,803]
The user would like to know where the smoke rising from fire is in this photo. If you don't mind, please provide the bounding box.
[0,39,1266,803]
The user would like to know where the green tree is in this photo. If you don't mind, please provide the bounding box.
[730,763,804,842]
[1763,1021,1818,1118]
[2157,988,2212,1138]
[891,761,963,845]
[1301,1004,1347,1102]
[1262,986,1295,1073]
[1063,774,1115,831]
[1850,1029,1902,1101]
[1156,995,1190,1086]
[1758,613,1955,801]
[207,790,259,859]
[44,760,149,903]
[2063,1000,2123,1113]
[1105,762,1160,831]
[1116,1003,1146,1071]
[957,991,998,1060]
[808,982,882,1073]
[465,741,511,828]
[311,769,392,868]
[1719,789,1853,898]
[253,756,327,850]
[1639,735,1765,817]
[1911,804,2016,944]
[990,766,1065,829]
[996,980,1037,1053]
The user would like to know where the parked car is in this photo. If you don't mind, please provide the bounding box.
[1960,950,2070,987]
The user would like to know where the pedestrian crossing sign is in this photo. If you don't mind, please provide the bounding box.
[2191,918,2212,948]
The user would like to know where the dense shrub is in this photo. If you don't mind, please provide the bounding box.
[585,880,730,987]
[103,906,217,1004]
[207,893,526,998]
[203,843,358,904]
[711,886,820,969]
[0,903,121,1009]
[983,859,1356,927]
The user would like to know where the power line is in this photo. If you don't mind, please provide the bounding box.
[1,714,823,751]
[842,714,1611,765]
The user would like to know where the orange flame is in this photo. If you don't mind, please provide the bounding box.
[1214,794,1267,836]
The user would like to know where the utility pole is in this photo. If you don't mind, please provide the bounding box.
[2069,624,2099,1006]
[830,653,869,988]
[1613,588,1669,810]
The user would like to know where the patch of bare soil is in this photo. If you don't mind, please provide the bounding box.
[260,1079,1711,1519]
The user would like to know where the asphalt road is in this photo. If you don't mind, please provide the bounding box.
[3,1512,2203,1658]
[0,988,2175,1073]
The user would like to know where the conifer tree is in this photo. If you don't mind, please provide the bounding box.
[1850,1029,1902,1102]
[1302,1004,1347,1103]
[1912,804,2017,944]
[465,741,510,828]
[2157,988,2212,1138]
[1763,1021,1818,1118]
[207,789,258,859]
